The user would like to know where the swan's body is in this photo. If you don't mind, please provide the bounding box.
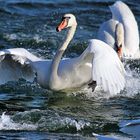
[98,1,140,59]
[0,14,125,95]
[0,48,92,89]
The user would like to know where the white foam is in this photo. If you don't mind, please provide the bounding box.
[82,62,140,99]
[5,33,43,43]
[62,117,90,131]
[0,112,37,130]
[124,68,140,97]
[5,33,18,40]
[0,109,91,132]
[84,86,110,99]
[33,34,43,43]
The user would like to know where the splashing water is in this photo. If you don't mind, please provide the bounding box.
[0,0,140,139]
[0,112,37,130]
[61,117,90,131]
[0,109,92,133]
[82,59,140,99]
[123,60,140,97]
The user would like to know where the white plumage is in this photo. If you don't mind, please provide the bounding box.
[89,39,125,95]
[98,1,140,59]
[0,13,125,95]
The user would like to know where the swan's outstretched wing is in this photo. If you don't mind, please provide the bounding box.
[88,39,125,95]
[0,48,41,84]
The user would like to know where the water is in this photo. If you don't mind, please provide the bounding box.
[0,0,140,139]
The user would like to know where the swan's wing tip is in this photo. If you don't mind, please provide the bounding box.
[89,39,125,95]
[0,51,36,85]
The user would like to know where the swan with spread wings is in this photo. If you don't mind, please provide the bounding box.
[0,13,125,95]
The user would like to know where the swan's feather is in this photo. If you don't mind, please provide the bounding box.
[0,44,125,95]
[98,19,118,50]
[0,48,40,84]
[98,1,140,59]
[89,39,125,95]
[110,1,139,57]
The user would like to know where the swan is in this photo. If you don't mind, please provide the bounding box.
[98,1,140,59]
[0,14,125,95]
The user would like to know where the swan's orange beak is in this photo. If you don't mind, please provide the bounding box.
[117,47,122,60]
[56,19,68,32]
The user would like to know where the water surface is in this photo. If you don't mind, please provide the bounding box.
[0,0,140,139]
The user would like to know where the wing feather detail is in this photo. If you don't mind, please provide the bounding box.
[0,48,39,84]
[89,39,125,95]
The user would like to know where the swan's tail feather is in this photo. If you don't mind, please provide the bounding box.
[89,39,125,96]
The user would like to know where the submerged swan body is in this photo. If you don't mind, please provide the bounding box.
[0,14,125,95]
[98,1,140,59]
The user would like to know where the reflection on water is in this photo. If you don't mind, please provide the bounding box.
[0,0,140,139]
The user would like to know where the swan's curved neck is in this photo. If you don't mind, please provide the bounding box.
[60,25,77,51]
[115,23,124,47]
[49,24,77,86]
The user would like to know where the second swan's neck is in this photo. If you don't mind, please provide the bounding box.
[49,25,77,87]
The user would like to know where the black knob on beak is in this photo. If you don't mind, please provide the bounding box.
[56,27,59,32]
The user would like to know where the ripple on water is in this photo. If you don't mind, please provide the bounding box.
[0,112,37,131]
[0,0,139,139]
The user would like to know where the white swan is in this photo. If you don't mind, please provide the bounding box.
[98,1,140,59]
[0,14,125,95]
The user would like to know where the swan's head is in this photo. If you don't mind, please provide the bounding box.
[56,14,77,32]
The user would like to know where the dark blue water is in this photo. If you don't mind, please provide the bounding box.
[0,0,140,139]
